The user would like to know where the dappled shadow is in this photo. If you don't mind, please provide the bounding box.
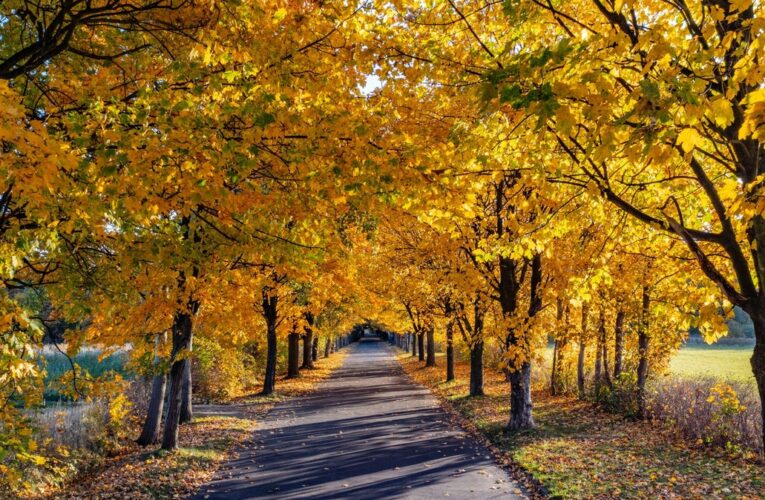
[189,339,522,499]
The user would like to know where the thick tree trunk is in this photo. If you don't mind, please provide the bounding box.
[507,362,534,430]
[446,321,455,382]
[138,333,166,446]
[417,332,425,361]
[425,325,436,367]
[469,340,484,396]
[301,334,312,369]
[636,286,650,419]
[287,328,300,378]
[161,309,194,450]
[613,309,625,378]
[138,373,166,446]
[179,356,193,424]
[412,332,417,357]
[324,336,331,357]
[261,291,278,396]
[179,332,193,424]
[312,336,319,362]
[302,313,315,369]
[750,316,765,456]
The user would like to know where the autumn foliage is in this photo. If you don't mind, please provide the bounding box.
[1,0,765,495]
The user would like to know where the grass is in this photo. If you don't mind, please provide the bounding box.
[541,343,755,383]
[397,350,764,499]
[33,349,349,499]
[669,345,754,382]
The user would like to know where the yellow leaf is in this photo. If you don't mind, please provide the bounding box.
[708,98,734,127]
[677,128,703,152]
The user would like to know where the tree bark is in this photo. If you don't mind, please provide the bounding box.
[412,332,417,357]
[637,286,650,419]
[161,308,194,450]
[324,336,331,357]
[577,304,589,399]
[425,324,436,367]
[613,309,625,379]
[261,290,278,396]
[446,321,455,382]
[551,298,566,396]
[750,315,765,456]
[179,333,193,424]
[179,356,193,424]
[508,362,534,430]
[594,310,604,396]
[417,332,425,361]
[312,335,319,362]
[469,340,484,396]
[302,313,315,369]
[137,333,167,446]
[287,325,300,378]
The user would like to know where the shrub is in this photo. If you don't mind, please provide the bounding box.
[193,336,259,401]
[650,376,762,454]
[597,372,641,418]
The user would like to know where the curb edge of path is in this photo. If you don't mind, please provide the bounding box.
[386,344,549,499]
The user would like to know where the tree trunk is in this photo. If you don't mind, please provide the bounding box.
[446,321,455,382]
[749,314,765,456]
[551,298,565,396]
[637,286,650,419]
[602,321,612,388]
[469,340,484,396]
[179,356,193,424]
[324,336,331,357]
[594,310,604,396]
[287,327,300,378]
[551,338,565,396]
[137,334,167,447]
[417,332,425,361]
[261,291,278,396]
[577,304,589,399]
[412,332,417,357]
[302,313,315,369]
[507,362,534,430]
[312,336,319,362]
[161,308,194,450]
[613,309,625,379]
[425,325,436,367]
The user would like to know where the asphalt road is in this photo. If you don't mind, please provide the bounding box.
[190,337,525,499]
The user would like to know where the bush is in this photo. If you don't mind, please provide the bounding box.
[649,377,762,454]
[193,336,259,401]
[597,372,641,418]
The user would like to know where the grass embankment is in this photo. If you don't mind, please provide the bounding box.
[35,350,348,500]
[396,351,763,499]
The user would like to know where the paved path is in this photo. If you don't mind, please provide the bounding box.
[191,338,525,499]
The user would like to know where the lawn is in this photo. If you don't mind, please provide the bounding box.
[541,343,755,383]
[669,345,753,382]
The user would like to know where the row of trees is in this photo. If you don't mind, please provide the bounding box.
[1,0,764,491]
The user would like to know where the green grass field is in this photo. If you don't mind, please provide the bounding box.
[541,343,755,383]
[669,345,753,383]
